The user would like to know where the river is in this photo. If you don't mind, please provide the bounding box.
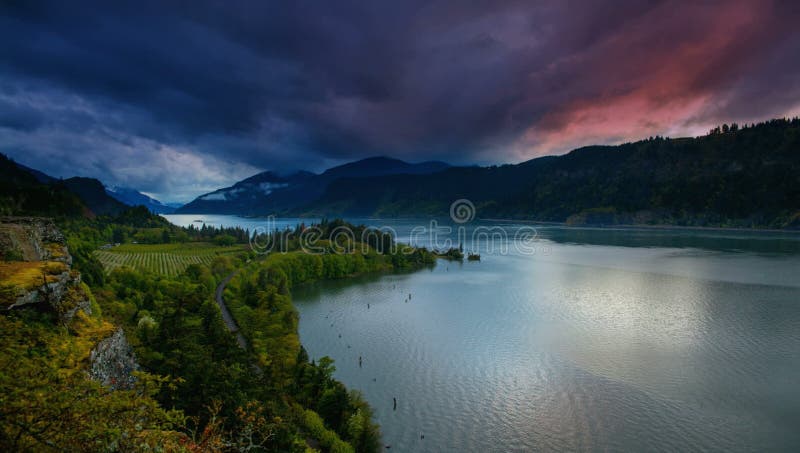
[164,215,800,452]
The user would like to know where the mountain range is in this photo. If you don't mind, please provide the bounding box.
[175,156,451,215]
[179,119,800,229]
[3,118,800,228]
[0,154,173,217]
[1,153,453,218]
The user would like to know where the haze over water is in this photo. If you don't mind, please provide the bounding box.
[165,215,800,451]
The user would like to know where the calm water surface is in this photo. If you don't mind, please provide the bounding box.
[168,215,800,451]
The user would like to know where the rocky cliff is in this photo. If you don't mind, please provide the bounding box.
[1,217,142,390]
[0,216,71,262]
[0,217,90,323]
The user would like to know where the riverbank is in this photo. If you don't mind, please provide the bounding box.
[218,235,436,451]
[479,217,800,234]
[292,225,800,451]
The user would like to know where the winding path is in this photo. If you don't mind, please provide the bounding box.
[214,271,249,350]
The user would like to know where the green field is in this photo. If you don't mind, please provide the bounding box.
[94,242,246,276]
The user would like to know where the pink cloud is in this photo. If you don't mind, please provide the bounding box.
[511,0,790,159]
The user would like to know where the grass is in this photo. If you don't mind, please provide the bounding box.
[0,260,68,307]
[94,242,246,277]
[0,261,67,288]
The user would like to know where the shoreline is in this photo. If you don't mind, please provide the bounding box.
[477,218,800,234]
[163,213,800,235]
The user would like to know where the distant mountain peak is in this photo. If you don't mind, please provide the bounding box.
[321,156,450,179]
[175,156,452,215]
[105,185,175,214]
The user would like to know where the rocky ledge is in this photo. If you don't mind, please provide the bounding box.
[2,217,141,390]
[1,217,89,323]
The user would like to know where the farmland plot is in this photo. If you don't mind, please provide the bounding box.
[94,243,245,276]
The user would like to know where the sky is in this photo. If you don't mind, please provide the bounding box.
[2,0,800,203]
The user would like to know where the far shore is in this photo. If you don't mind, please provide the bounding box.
[478,218,800,235]
[163,213,800,235]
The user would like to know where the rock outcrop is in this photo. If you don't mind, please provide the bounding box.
[2,217,140,390]
[0,216,70,263]
[1,217,90,323]
[89,328,140,390]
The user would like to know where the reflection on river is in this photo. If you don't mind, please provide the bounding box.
[293,221,800,452]
[166,215,800,451]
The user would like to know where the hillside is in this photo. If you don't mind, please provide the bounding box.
[176,156,451,215]
[0,217,187,449]
[62,177,130,216]
[301,119,800,228]
[176,170,314,214]
[1,154,134,218]
[1,154,183,217]
[0,153,87,217]
[2,215,432,450]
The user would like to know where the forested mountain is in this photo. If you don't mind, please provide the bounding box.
[301,119,800,228]
[7,118,800,228]
[319,156,450,179]
[0,154,179,217]
[175,170,315,215]
[13,162,56,184]
[176,157,451,215]
[61,177,129,216]
[0,153,87,217]
[1,154,129,217]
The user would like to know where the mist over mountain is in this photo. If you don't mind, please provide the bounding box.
[175,119,800,229]
[175,157,451,215]
[3,3,800,451]
[3,118,799,229]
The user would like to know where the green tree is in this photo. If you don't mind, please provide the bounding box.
[112,227,126,243]
[215,234,236,246]
[346,392,381,453]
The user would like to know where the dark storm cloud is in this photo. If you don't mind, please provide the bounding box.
[0,96,44,131]
[1,0,799,201]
